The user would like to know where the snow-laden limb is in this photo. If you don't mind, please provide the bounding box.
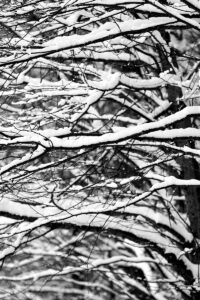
[0,175,195,221]
[0,232,27,261]
[75,0,193,14]
[142,128,200,140]
[0,17,177,67]
[3,106,200,150]
[151,101,171,119]
[0,186,192,244]
[120,74,167,89]
[148,0,200,32]
[173,0,200,13]
[132,141,200,158]
[69,73,120,122]
[0,145,46,175]
[51,8,127,37]
[0,230,188,281]
[46,106,200,148]
[0,103,22,114]
[49,35,155,64]
[119,205,192,242]
[149,176,200,190]
[0,211,196,283]
[42,17,176,54]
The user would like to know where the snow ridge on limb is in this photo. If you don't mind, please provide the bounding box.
[0,17,176,67]
[0,106,200,150]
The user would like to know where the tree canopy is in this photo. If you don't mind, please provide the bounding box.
[1,0,200,299]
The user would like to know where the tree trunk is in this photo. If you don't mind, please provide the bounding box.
[158,41,200,260]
